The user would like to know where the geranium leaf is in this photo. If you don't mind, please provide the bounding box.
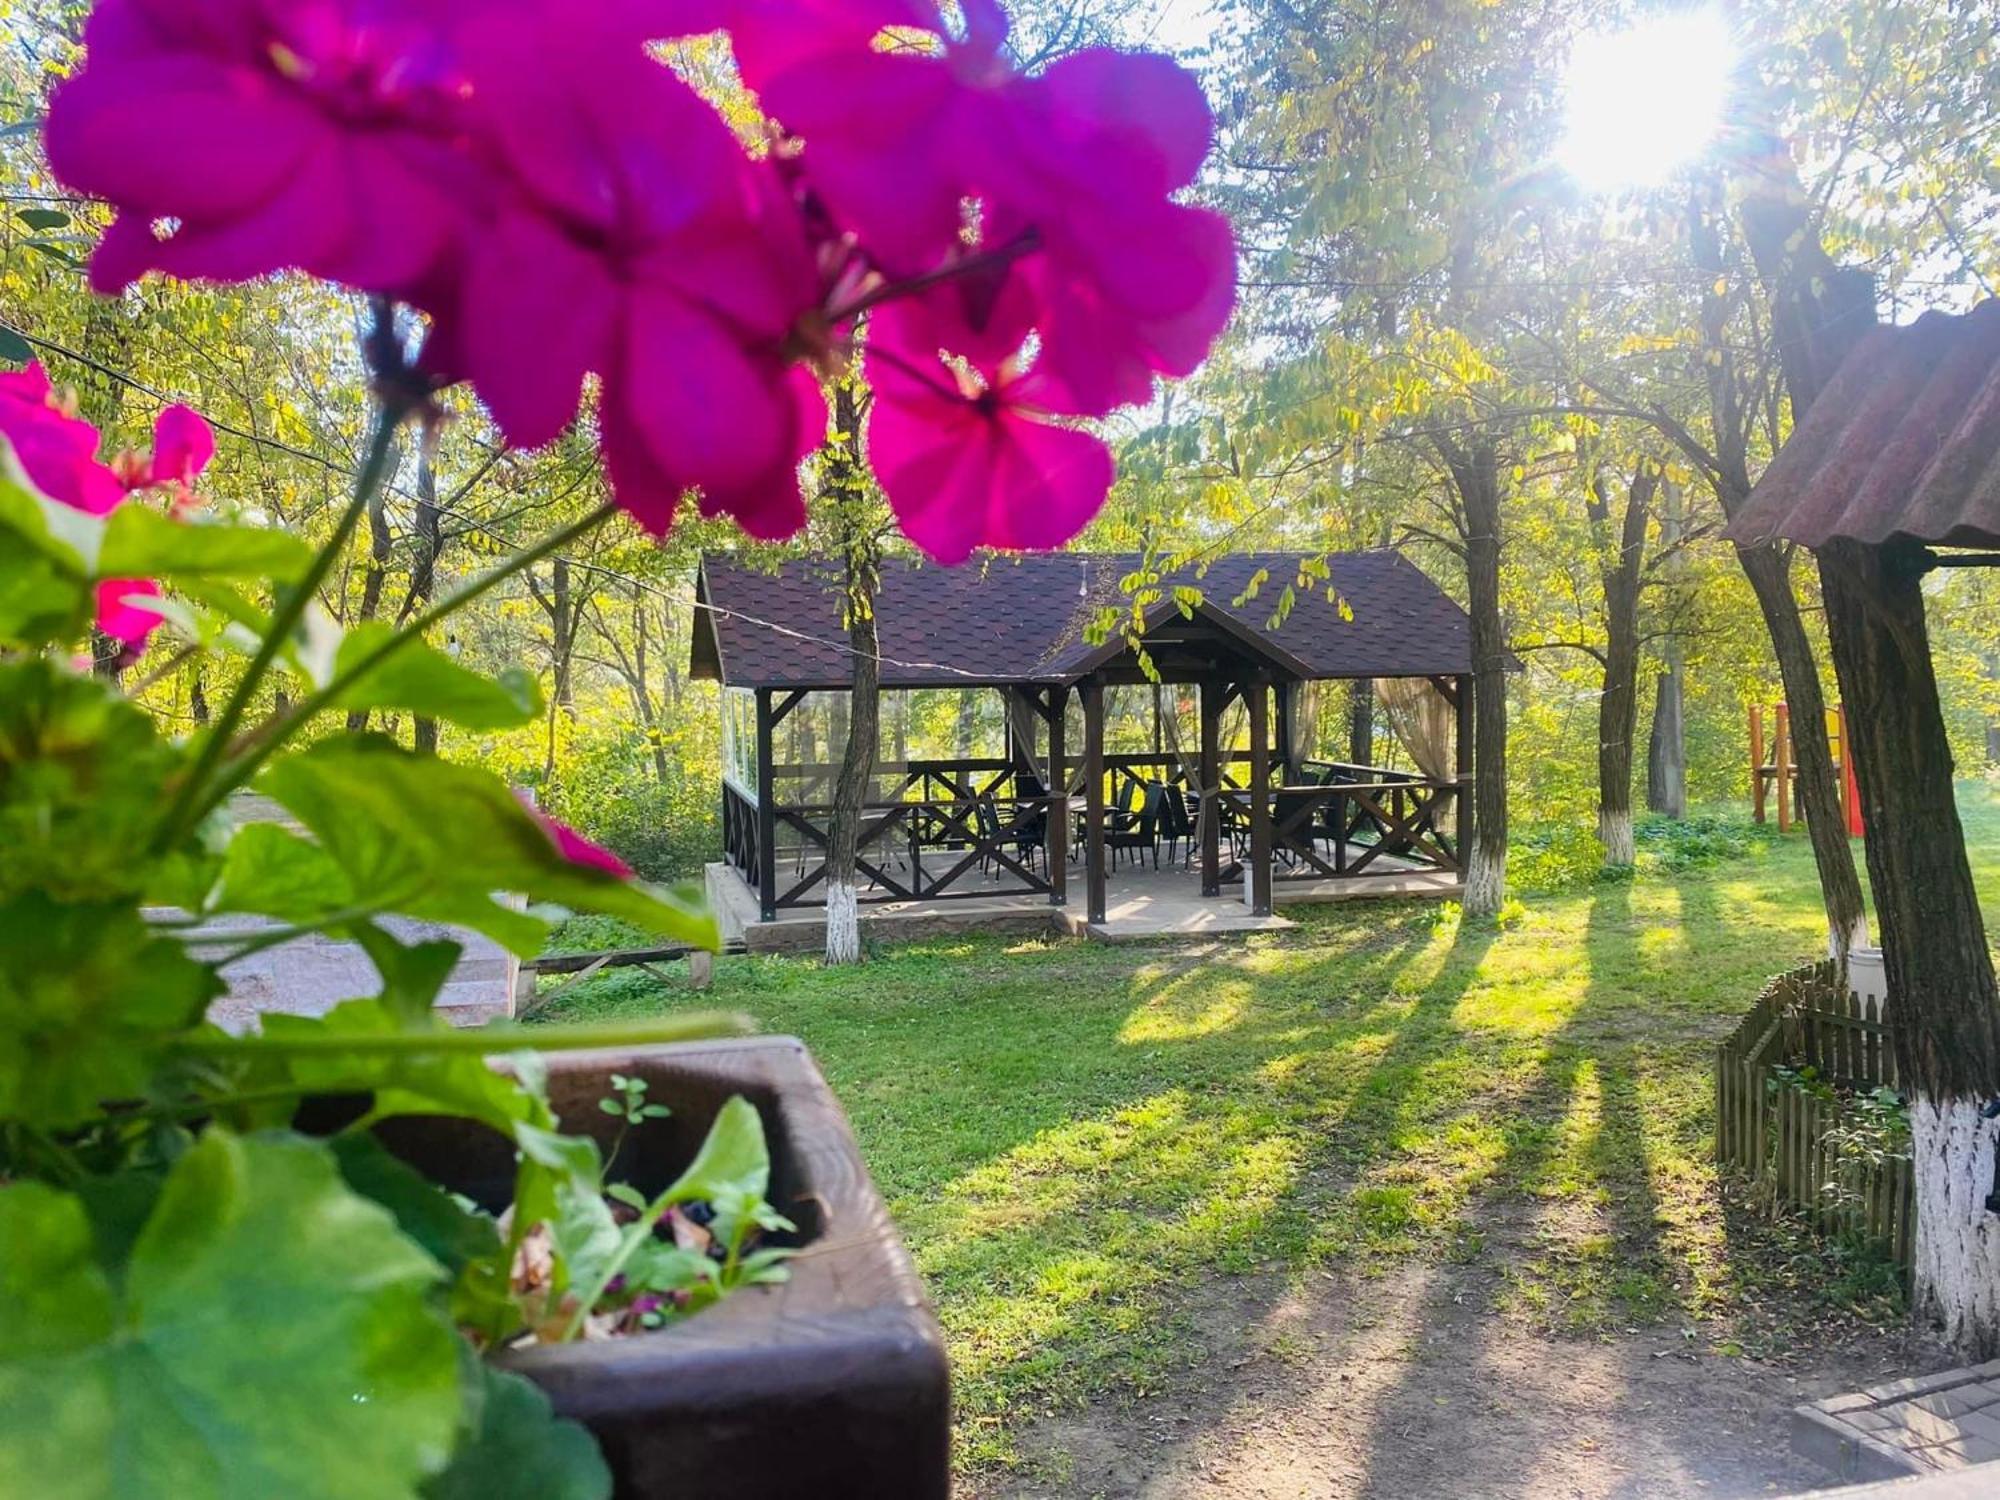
[422,1362,609,1500]
[0,894,221,1129]
[0,1131,462,1500]
[662,1095,769,1209]
[331,1132,500,1277]
[99,505,315,584]
[330,622,542,732]
[257,737,717,956]
[0,658,178,905]
[0,443,94,647]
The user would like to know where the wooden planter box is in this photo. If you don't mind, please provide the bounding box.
[382,1037,950,1499]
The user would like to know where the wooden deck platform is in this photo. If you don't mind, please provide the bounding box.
[705,860,1462,953]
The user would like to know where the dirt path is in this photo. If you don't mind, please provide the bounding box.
[975,1251,1946,1500]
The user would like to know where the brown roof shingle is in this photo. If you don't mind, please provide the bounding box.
[1730,299,2000,551]
[691,551,1479,689]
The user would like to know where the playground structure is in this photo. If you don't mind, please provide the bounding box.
[1749,702,1864,837]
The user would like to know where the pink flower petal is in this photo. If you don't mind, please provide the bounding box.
[95,578,165,651]
[150,404,216,488]
[461,206,615,449]
[619,293,784,493]
[515,790,633,877]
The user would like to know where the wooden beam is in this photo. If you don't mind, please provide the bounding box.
[755,687,778,921]
[1199,677,1221,897]
[770,688,808,727]
[1455,672,1474,865]
[1048,685,1068,906]
[1274,679,1296,785]
[1084,677,1107,925]
[1247,678,1273,916]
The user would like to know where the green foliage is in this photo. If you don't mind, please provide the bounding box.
[0,386,758,1494]
[0,1131,462,1500]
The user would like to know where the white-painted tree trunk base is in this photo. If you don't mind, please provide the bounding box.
[1463,841,1505,917]
[824,881,862,967]
[1829,916,1871,968]
[1598,808,1635,868]
[1911,1096,2000,1359]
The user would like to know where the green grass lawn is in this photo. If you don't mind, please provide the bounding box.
[538,785,2000,1476]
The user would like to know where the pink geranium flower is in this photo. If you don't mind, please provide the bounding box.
[0,363,215,658]
[760,1,1236,414]
[516,790,633,878]
[445,19,825,537]
[46,0,492,294]
[864,279,1112,564]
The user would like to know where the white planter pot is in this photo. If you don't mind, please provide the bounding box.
[1847,944,1889,1007]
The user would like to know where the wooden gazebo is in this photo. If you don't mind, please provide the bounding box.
[690,551,1487,932]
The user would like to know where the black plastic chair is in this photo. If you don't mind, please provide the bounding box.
[1159,784,1195,868]
[1105,783,1165,870]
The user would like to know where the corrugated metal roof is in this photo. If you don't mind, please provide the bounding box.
[1730,299,2000,551]
[691,551,1480,690]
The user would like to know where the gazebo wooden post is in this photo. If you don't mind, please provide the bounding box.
[1047,685,1068,906]
[1454,672,1474,872]
[1199,677,1221,897]
[1247,676,1273,916]
[1274,680,1296,786]
[755,686,778,921]
[1083,677,1107,925]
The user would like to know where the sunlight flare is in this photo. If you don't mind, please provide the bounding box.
[1557,9,1735,192]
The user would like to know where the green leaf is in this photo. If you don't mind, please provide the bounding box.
[262,1000,548,1142]
[100,505,315,585]
[14,207,68,231]
[330,622,541,732]
[354,926,466,1023]
[0,658,180,904]
[209,822,357,925]
[0,1131,462,1500]
[331,1132,500,1276]
[0,324,30,362]
[0,440,97,646]
[258,737,718,956]
[0,894,222,1128]
[662,1095,770,1209]
[422,1362,609,1500]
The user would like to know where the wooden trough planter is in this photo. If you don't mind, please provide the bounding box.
[381,1037,951,1499]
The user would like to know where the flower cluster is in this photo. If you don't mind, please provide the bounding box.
[0,362,212,657]
[45,0,1233,562]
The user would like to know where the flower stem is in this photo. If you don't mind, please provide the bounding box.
[179,1012,752,1058]
[157,405,404,849]
[188,498,621,821]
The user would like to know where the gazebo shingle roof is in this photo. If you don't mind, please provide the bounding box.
[691,551,1479,689]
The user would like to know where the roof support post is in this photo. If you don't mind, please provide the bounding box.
[755,686,778,922]
[1083,677,1107,926]
[1048,686,1068,907]
[1275,679,1296,786]
[1454,672,1474,875]
[1199,677,1221,897]
[1247,676,1273,917]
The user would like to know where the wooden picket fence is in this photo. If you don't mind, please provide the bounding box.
[1715,960,1916,1273]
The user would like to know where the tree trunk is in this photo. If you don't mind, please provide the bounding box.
[1736,542,1867,953]
[1687,187,1867,954]
[1821,539,2000,1352]
[1739,164,2000,1350]
[1592,465,1656,867]
[1647,479,1687,820]
[1645,665,1686,819]
[344,462,394,734]
[955,689,977,758]
[1441,436,1508,916]
[1349,680,1373,765]
[824,385,879,966]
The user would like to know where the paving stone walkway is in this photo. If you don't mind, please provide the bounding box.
[1795,1360,2000,1483]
